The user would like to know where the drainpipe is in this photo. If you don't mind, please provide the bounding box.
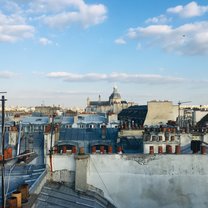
[17,121,22,156]
[1,94,7,208]
[49,114,55,177]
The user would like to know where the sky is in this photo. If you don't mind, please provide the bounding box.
[0,0,208,108]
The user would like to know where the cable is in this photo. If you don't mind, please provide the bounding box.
[91,157,117,207]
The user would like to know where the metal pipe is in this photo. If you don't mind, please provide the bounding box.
[1,95,6,208]
[17,121,22,156]
[49,115,55,177]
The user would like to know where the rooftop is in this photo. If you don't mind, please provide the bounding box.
[34,181,116,208]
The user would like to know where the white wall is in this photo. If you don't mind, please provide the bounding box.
[46,154,75,171]
[87,154,208,208]
[45,133,55,153]
[46,154,76,183]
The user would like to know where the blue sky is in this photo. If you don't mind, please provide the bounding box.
[0,0,208,107]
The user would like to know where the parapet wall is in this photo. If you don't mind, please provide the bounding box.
[83,154,208,208]
[46,154,76,184]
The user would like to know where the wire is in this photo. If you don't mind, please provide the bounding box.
[91,157,117,207]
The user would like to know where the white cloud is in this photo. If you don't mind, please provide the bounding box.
[167,1,208,18]
[145,15,172,24]
[0,0,107,43]
[127,25,172,39]
[47,71,74,78]
[0,71,16,79]
[39,37,52,45]
[28,0,85,13]
[126,21,208,55]
[0,12,35,42]
[127,28,138,39]
[46,71,185,84]
[114,38,126,45]
[120,1,208,55]
[167,5,183,14]
[29,0,107,28]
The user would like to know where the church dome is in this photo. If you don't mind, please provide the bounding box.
[109,87,121,100]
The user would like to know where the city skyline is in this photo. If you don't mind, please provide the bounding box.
[0,0,208,107]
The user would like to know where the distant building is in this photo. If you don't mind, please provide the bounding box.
[118,105,148,129]
[75,114,107,129]
[118,101,178,128]
[85,87,135,114]
[34,105,62,116]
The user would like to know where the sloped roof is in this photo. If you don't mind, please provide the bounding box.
[197,113,208,127]
[89,101,110,106]
[34,181,116,208]
[118,105,148,119]
[59,128,118,141]
[21,116,49,125]
[61,116,74,125]
[77,115,107,124]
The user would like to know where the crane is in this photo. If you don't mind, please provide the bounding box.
[178,101,191,128]
[178,101,191,106]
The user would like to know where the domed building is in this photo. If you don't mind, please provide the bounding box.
[109,87,122,104]
[85,87,135,114]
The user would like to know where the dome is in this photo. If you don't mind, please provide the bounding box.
[109,87,121,100]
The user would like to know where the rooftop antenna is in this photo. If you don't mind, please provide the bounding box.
[1,92,7,208]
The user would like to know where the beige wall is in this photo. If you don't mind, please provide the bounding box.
[144,101,178,126]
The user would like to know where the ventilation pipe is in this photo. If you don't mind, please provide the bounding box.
[175,145,181,154]
[91,146,96,154]
[149,146,154,155]
[108,146,113,154]
[100,146,105,154]
[158,146,163,154]
[201,146,206,155]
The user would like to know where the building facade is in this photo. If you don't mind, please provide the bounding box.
[85,87,135,114]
